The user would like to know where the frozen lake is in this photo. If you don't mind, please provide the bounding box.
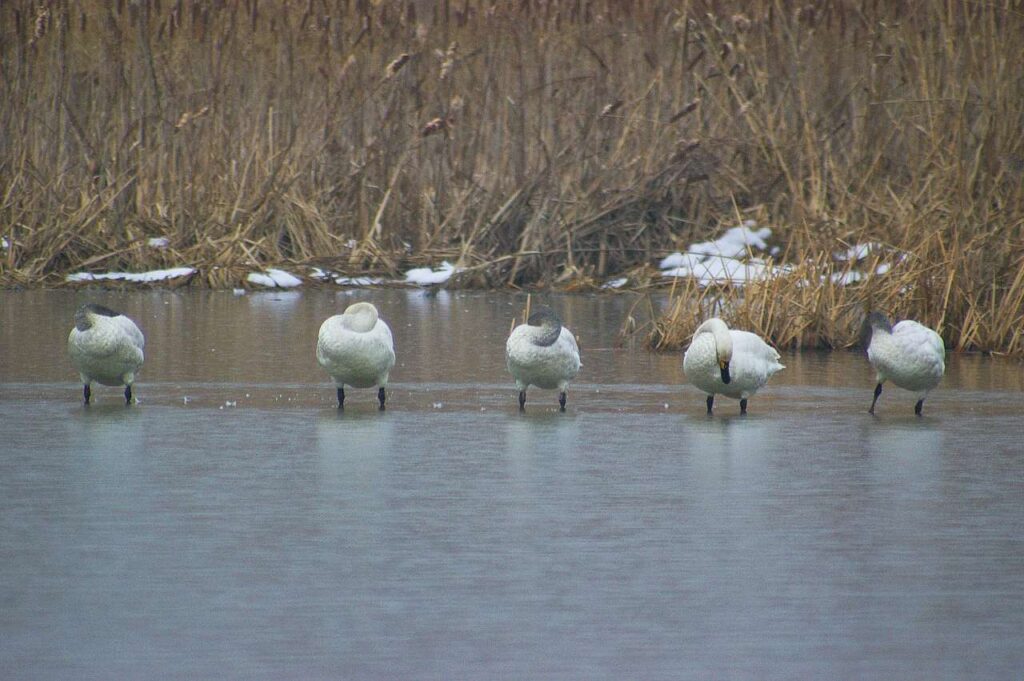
[2,289,1023,679]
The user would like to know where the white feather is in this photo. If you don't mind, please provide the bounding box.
[68,307,145,388]
[316,302,396,389]
[506,323,581,392]
[683,318,784,401]
[868,319,945,397]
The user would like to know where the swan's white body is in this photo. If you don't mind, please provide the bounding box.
[866,315,944,414]
[68,304,145,402]
[506,308,581,409]
[683,318,783,412]
[317,302,395,391]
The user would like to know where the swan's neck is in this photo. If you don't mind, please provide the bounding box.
[74,304,119,332]
[694,318,732,362]
[74,309,93,332]
[864,312,893,348]
[342,306,378,332]
[530,319,561,347]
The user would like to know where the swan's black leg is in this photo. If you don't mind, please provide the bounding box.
[124,385,133,405]
[868,382,883,415]
[706,394,714,415]
[83,384,91,405]
[558,391,567,412]
[378,387,386,411]
[914,398,924,416]
[739,398,748,415]
[337,387,345,409]
[518,390,526,411]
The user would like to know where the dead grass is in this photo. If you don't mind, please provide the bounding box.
[1,1,1022,351]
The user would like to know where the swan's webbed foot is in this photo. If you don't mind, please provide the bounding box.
[124,385,133,405]
[518,390,526,412]
[378,387,386,411]
[914,398,924,416]
[336,387,345,410]
[739,398,748,415]
[83,384,91,405]
[868,382,882,415]
[558,391,567,412]
[705,394,714,415]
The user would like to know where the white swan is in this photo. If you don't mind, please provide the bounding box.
[506,306,581,411]
[67,303,145,405]
[863,312,945,415]
[317,302,396,409]
[682,317,784,415]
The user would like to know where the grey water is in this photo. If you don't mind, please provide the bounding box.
[1,289,1023,680]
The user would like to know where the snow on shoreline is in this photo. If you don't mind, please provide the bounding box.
[309,267,384,286]
[246,269,303,288]
[660,222,786,286]
[659,221,901,287]
[66,267,195,283]
[404,261,460,286]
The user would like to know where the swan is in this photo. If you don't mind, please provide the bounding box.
[317,302,396,409]
[506,306,581,411]
[67,303,145,405]
[863,312,945,415]
[682,317,784,415]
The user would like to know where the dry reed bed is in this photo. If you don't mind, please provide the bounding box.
[1,1,1022,352]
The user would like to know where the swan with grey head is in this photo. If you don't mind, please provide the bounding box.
[68,303,146,405]
[506,306,581,411]
[863,312,944,415]
[317,302,396,409]
[682,317,784,415]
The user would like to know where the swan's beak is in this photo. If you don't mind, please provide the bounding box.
[719,361,731,384]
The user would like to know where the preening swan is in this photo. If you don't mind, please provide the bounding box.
[682,317,784,415]
[506,306,581,411]
[317,302,396,409]
[863,312,945,415]
[67,303,146,405]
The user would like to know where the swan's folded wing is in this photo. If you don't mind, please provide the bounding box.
[562,328,581,366]
[893,321,945,358]
[731,330,783,366]
[116,317,146,351]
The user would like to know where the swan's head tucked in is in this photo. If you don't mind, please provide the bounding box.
[341,302,380,332]
[694,317,733,384]
[526,306,563,347]
[74,303,120,332]
[860,311,893,349]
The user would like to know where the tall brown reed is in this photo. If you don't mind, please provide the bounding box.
[0,2,1022,351]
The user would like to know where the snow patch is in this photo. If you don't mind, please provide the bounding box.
[834,242,881,261]
[147,237,170,248]
[659,222,782,286]
[405,261,460,286]
[688,222,772,259]
[830,271,864,285]
[66,267,195,283]
[601,277,628,289]
[247,269,303,288]
[335,276,384,286]
[310,267,384,286]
